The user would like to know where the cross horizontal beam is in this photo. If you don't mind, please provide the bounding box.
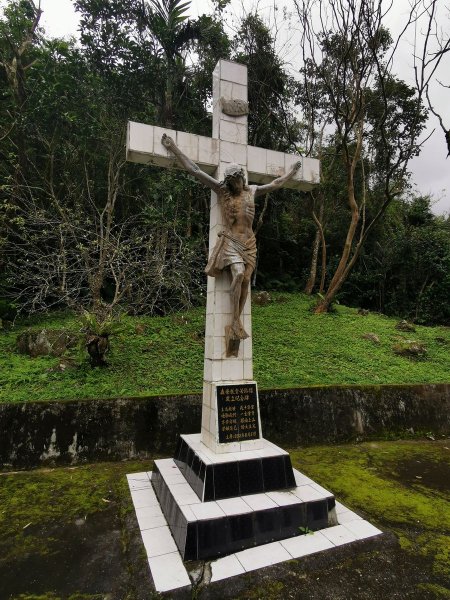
[126,122,319,191]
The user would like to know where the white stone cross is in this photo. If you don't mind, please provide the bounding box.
[127,60,319,454]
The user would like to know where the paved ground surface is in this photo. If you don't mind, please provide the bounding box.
[0,439,449,600]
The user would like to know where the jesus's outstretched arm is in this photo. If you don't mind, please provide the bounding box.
[162,134,222,194]
[254,160,302,197]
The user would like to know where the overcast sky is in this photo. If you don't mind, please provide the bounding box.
[15,0,450,214]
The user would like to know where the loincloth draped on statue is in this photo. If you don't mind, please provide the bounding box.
[205,231,257,277]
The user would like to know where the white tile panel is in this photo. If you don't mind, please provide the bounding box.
[321,524,358,546]
[190,501,225,520]
[127,477,152,491]
[135,505,165,529]
[127,471,151,482]
[342,519,382,540]
[218,440,241,453]
[180,504,197,522]
[232,83,248,101]
[153,126,177,157]
[176,131,199,162]
[181,434,286,464]
[213,336,224,359]
[169,483,201,506]
[303,156,320,183]
[137,513,167,531]
[164,471,186,485]
[257,445,284,458]
[203,357,213,381]
[310,482,333,497]
[243,359,253,380]
[204,334,213,356]
[216,497,253,516]
[292,485,327,502]
[127,121,154,154]
[280,530,334,558]
[201,406,211,432]
[266,490,301,506]
[220,110,248,124]
[142,526,178,557]
[130,488,159,509]
[239,438,264,452]
[242,493,277,511]
[220,60,247,85]
[220,121,247,145]
[209,407,217,434]
[148,552,191,592]
[236,541,291,572]
[198,135,219,166]
[247,146,267,175]
[219,79,233,99]
[293,470,314,486]
[242,338,253,360]
[337,510,363,524]
[220,140,247,165]
[211,553,246,582]
[155,458,177,474]
[335,501,349,514]
[266,149,285,177]
[222,359,244,381]
[285,153,303,178]
[211,360,222,381]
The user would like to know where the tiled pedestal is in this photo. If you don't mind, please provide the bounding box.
[174,434,296,501]
[128,469,382,593]
[151,434,337,561]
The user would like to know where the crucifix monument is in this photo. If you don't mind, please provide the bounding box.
[127,59,319,454]
[127,60,331,562]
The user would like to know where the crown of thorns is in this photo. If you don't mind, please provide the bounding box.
[223,164,246,182]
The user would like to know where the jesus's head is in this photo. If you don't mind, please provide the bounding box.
[223,164,246,194]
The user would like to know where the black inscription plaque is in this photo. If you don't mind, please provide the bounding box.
[217,383,260,444]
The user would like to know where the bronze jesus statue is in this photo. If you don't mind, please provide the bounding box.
[162,134,301,355]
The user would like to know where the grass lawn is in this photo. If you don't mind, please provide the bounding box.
[0,293,449,403]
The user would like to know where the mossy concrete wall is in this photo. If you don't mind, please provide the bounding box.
[1,384,449,469]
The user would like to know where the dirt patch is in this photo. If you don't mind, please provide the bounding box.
[0,510,125,599]
[0,460,154,600]
[394,457,450,493]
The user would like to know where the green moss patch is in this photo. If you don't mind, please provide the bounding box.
[290,440,450,582]
[0,460,152,599]
[0,462,135,563]
[417,583,450,599]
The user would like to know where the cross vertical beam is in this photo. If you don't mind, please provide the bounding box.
[201,61,262,453]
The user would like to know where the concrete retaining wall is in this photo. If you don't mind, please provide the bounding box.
[1,384,449,469]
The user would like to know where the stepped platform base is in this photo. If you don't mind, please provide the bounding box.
[174,433,296,502]
[128,469,383,593]
[152,435,337,561]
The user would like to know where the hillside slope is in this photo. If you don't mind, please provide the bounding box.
[1,294,449,403]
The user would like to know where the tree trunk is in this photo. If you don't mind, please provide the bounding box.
[186,188,192,238]
[314,122,363,313]
[305,227,320,295]
[305,200,325,295]
[319,222,327,294]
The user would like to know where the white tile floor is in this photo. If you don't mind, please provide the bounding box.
[127,469,383,592]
